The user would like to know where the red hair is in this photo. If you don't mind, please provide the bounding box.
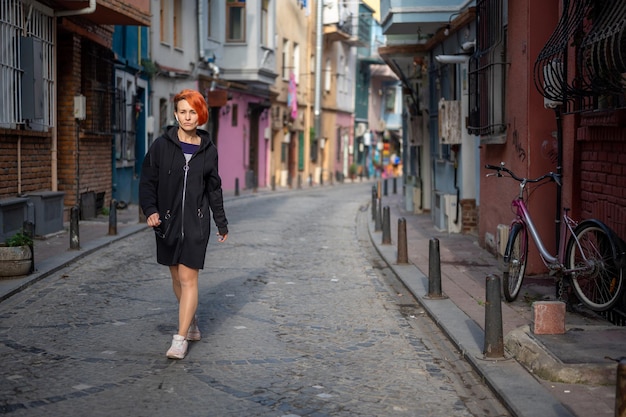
[174,89,209,126]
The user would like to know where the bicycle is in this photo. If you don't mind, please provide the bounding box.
[485,162,625,311]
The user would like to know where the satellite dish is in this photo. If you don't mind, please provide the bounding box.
[355,123,366,137]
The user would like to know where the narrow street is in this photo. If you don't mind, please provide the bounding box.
[0,183,508,416]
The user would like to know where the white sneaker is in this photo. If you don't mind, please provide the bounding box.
[166,334,188,359]
[187,316,201,341]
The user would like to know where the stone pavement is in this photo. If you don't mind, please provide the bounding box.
[0,181,624,417]
[369,182,625,417]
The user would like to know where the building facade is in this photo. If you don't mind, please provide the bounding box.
[0,0,150,240]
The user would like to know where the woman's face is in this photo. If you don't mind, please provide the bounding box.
[175,99,199,131]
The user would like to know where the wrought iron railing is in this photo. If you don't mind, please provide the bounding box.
[534,0,626,114]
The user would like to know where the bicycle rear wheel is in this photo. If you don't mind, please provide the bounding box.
[566,221,624,311]
[503,223,527,302]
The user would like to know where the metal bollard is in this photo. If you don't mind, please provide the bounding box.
[371,186,377,221]
[108,199,118,236]
[271,175,276,191]
[69,205,80,250]
[298,174,302,189]
[235,178,240,196]
[382,206,391,244]
[617,358,626,417]
[397,218,408,263]
[374,199,382,232]
[377,180,381,199]
[484,274,505,358]
[427,238,444,298]
[383,179,388,196]
[393,177,397,194]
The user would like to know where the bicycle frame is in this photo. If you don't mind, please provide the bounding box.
[509,183,578,273]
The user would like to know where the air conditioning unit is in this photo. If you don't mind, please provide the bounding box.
[496,224,509,257]
[444,194,462,233]
[433,191,446,231]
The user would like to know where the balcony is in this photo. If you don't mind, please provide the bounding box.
[53,0,150,26]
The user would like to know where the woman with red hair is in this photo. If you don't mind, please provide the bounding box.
[139,88,229,359]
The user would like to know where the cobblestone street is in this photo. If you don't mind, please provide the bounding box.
[0,184,507,416]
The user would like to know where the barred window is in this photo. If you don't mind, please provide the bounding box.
[467,0,508,142]
[0,0,54,130]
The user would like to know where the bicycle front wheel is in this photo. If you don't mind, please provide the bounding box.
[503,223,527,302]
[566,221,624,311]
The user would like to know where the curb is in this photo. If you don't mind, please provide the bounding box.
[367,216,576,417]
[505,325,617,385]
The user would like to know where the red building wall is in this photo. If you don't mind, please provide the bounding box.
[480,0,561,275]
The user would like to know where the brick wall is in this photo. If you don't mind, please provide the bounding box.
[56,32,113,215]
[0,130,52,198]
[577,110,626,240]
[461,198,478,236]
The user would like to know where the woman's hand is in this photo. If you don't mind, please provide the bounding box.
[147,213,161,227]
[217,233,228,243]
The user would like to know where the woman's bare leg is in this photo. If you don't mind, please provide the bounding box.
[168,264,198,338]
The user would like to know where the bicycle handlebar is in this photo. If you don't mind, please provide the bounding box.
[485,163,561,187]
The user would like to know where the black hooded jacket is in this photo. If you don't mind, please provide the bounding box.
[139,126,228,269]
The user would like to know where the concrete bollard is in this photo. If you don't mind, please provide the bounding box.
[235,178,240,196]
[382,206,391,244]
[617,358,626,417]
[108,199,118,236]
[484,274,505,358]
[427,238,443,298]
[69,205,80,250]
[397,218,408,264]
[374,199,382,232]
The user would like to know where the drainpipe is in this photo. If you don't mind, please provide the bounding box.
[51,21,58,191]
[55,0,96,17]
[314,0,323,179]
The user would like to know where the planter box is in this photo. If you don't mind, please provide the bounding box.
[0,245,32,278]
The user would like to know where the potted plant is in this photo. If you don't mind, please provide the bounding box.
[0,230,33,278]
[349,163,358,180]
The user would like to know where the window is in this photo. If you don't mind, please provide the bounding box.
[324,58,332,92]
[282,39,290,80]
[231,104,238,127]
[384,88,396,113]
[261,0,269,46]
[207,0,214,38]
[160,0,171,44]
[227,0,246,42]
[293,43,300,84]
[173,0,182,48]
[468,0,507,141]
[0,3,54,130]
[159,98,168,132]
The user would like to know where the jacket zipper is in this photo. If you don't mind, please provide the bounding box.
[181,162,190,239]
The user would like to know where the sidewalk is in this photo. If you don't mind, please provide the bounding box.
[0,182,623,417]
[369,184,623,417]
